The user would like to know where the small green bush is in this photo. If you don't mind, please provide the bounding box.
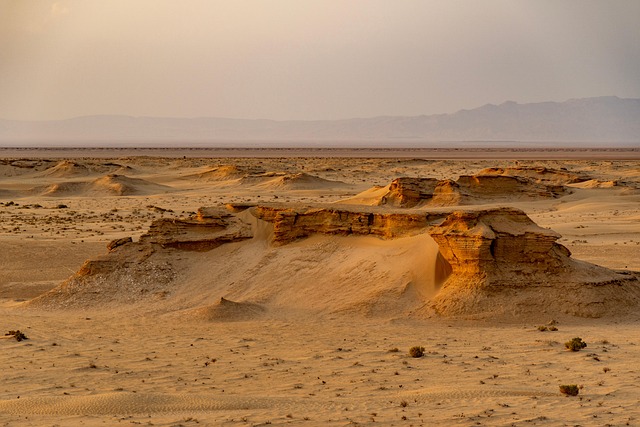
[559,384,579,396]
[565,337,587,351]
[409,346,425,358]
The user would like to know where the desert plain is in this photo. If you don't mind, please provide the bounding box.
[1,148,639,426]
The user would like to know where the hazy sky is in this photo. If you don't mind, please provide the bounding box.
[1,0,639,121]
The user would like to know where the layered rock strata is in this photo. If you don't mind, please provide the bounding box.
[250,205,448,244]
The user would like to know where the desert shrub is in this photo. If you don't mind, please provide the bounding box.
[559,384,579,396]
[5,330,28,342]
[565,337,587,351]
[408,346,425,358]
[549,326,558,331]
[537,325,548,331]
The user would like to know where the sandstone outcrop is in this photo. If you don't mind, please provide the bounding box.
[140,207,252,251]
[428,208,640,319]
[352,173,570,208]
[380,177,440,207]
[250,205,446,244]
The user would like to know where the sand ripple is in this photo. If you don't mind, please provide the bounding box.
[0,389,557,415]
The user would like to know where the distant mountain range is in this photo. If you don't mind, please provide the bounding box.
[1,96,639,147]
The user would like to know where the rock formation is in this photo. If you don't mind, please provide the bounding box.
[29,203,640,320]
[380,177,440,207]
[140,207,252,251]
[350,173,571,208]
[251,205,445,244]
[477,166,590,185]
[428,208,640,318]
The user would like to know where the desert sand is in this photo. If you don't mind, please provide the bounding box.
[1,149,639,426]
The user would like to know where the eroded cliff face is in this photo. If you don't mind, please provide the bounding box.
[250,205,446,244]
[429,208,568,278]
[428,208,640,319]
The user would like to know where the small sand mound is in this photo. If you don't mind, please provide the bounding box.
[101,162,134,175]
[40,160,91,178]
[189,164,265,181]
[256,172,348,190]
[88,174,172,196]
[187,297,266,322]
[336,185,391,206]
[37,182,88,197]
[31,175,172,197]
[37,160,131,178]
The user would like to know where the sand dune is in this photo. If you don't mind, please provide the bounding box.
[186,164,266,181]
[254,172,349,190]
[31,174,173,197]
[39,160,92,178]
[37,160,130,177]
[89,174,172,195]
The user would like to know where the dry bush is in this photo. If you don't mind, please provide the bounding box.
[409,346,425,358]
[559,384,579,396]
[565,337,587,351]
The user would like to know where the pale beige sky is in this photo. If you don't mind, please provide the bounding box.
[1,0,639,121]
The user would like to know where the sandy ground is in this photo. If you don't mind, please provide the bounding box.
[1,150,639,426]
